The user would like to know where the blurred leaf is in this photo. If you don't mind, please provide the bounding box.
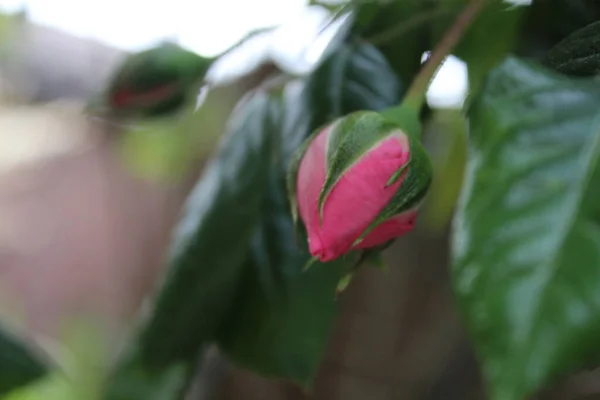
[0,11,24,49]
[309,0,351,11]
[544,21,600,77]
[134,91,279,368]
[117,83,244,184]
[3,321,107,400]
[119,121,197,182]
[2,374,72,400]
[453,57,600,400]
[102,362,187,400]
[217,173,359,388]
[215,40,400,387]
[0,327,46,396]
[283,40,401,156]
[516,0,600,61]
[357,0,434,87]
[420,109,467,232]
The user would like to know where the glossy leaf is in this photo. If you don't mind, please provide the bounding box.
[215,40,400,387]
[452,57,600,400]
[135,91,279,368]
[545,21,600,77]
[0,326,47,396]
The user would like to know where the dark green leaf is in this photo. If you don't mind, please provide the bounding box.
[357,0,433,87]
[453,57,600,400]
[282,40,401,158]
[217,176,359,387]
[135,91,279,368]
[215,41,400,387]
[517,0,600,61]
[545,21,600,77]
[103,360,188,400]
[0,326,47,395]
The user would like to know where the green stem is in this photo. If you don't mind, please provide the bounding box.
[401,0,487,113]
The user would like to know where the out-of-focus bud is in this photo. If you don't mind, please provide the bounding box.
[287,110,433,262]
[101,42,213,118]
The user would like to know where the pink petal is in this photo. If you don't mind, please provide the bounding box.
[355,209,418,249]
[297,127,330,259]
[297,128,410,262]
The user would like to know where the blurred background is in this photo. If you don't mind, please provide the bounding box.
[0,1,598,400]
[0,0,467,106]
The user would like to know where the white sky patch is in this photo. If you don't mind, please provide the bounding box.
[0,0,308,56]
[428,56,469,109]
[0,0,467,107]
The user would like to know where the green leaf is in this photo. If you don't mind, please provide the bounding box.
[516,0,600,61]
[217,178,359,388]
[134,91,279,368]
[103,361,188,400]
[545,21,600,77]
[215,40,400,387]
[0,326,47,396]
[282,40,401,157]
[357,0,433,87]
[452,57,600,400]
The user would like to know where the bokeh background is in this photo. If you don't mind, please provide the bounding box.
[0,1,599,399]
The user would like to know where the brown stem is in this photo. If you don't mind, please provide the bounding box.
[402,0,487,112]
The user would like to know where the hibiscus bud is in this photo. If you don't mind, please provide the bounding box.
[287,110,432,263]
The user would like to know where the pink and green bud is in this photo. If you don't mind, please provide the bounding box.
[287,110,433,263]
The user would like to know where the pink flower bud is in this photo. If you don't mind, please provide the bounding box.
[288,111,432,262]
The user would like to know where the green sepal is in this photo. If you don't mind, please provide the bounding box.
[317,111,405,222]
[385,162,409,187]
[357,239,393,270]
[302,255,320,272]
[335,242,390,294]
[364,251,388,271]
[336,273,354,294]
